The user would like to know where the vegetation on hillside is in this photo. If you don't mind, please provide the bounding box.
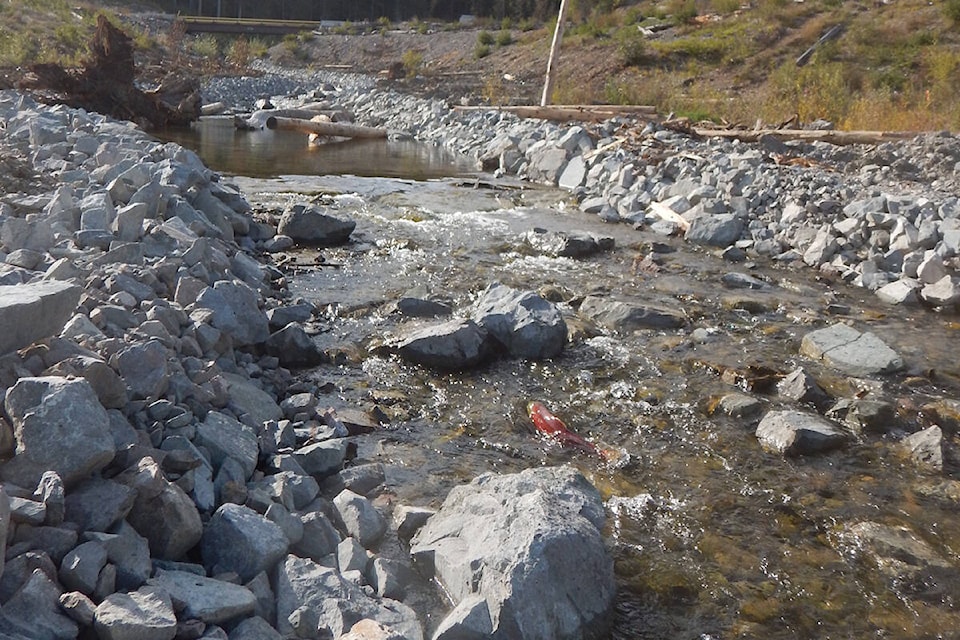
[4,0,960,131]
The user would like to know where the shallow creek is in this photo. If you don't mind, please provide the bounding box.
[172,122,960,639]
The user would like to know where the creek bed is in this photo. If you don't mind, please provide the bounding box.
[231,172,960,640]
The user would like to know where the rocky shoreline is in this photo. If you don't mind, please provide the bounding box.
[0,61,958,640]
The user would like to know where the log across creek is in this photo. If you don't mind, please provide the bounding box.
[265,115,388,139]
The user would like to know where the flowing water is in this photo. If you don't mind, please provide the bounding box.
[174,122,960,639]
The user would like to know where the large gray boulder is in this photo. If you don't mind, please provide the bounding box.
[396,318,492,370]
[93,586,177,640]
[2,376,116,488]
[800,323,904,376]
[147,569,257,625]
[685,213,743,247]
[471,283,567,359]
[195,280,269,346]
[523,229,614,258]
[579,295,686,331]
[277,204,356,246]
[201,503,289,582]
[195,411,260,480]
[410,466,614,640]
[274,554,423,639]
[0,281,81,356]
[2,568,78,640]
[756,410,850,456]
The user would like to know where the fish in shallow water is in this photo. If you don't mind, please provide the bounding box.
[527,401,609,460]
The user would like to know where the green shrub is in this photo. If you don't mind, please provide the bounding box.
[226,36,250,67]
[667,0,698,23]
[616,27,646,66]
[191,34,218,58]
[517,17,537,31]
[401,49,423,77]
[477,30,495,45]
[495,30,513,46]
[474,43,491,59]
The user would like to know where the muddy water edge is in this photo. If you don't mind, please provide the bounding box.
[217,168,960,640]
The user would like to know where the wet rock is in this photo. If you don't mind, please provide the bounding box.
[826,398,897,434]
[264,322,327,367]
[201,503,289,582]
[277,203,356,246]
[195,280,270,346]
[3,568,78,640]
[395,318,491,370]
[837,521,953,597]
[756,410,850,456]
[471,283,567,359]
[799,323,904,376]
[776,368,831,411]
[899,425,943,471]
[391,294,452,318]
[148,569,257,625]
[410,466,613,640]
[94,586,178,640]
[579,295,686,331]
[2,376,116,488]
[0,280,81,356]
[720,272,768,290]
[334,489,387,550]
[523,228,615,258]
[274,554,423,639]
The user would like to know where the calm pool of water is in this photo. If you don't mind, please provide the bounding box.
[157,117,476,180]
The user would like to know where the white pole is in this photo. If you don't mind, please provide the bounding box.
[540,0,569,106]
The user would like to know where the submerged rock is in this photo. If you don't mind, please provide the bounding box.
[756,410,850,456]
[471,282,567,359]
[799,323,904,376]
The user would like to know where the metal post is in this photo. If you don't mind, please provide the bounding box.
[540,0,569,106]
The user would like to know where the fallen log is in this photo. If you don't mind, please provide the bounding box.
[241,107,354,129]
[265,116,387,139]
[692,128,919,146]
[454,104,658,123]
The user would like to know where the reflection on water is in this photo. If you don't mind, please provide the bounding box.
[157,117,476,180]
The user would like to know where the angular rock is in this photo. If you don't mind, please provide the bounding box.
[195,280,269,346]
[291,510,342,561]
[899,425,943,471]
[776,368,831,411]
[0,281,81,356]
[920,275,960,306]
[0,487,8,579]
[264,323,327,367]
[85,522,153,591]
[277,204,356,246]
[579,295,686,331]
[2,568,78,640]
[3,376,115,488]
[228,616,283,640]
[799,323,904,376]
[396,318,491,370]
[293,438,348,478]
[274,554,423,640]
[59,540,107,595]
[685,213,743,247]
[410,466,613,640]
[875,278,921,305]
[201,503,289,582]
[756,410,850,456]
[523,229,614,258]
[118,457,203,560]
[148,569,257,625]
[64,477,136,532]
[44,354,128,409]
[59,591,98,627]
[113,339,170,401]
[470,283,567,359]
[195,411,260,480]
[94,586,178,640]
[333,489,387,550]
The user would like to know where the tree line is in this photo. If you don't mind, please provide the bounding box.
[147,0,615,23]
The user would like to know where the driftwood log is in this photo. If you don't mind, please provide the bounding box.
[693,128,918,146]
[17,15,200,129]
[239,108,355,130]
[265,116,387,139]
[454,104,658,123]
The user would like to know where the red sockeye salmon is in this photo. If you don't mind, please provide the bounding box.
[527,401,609,461]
